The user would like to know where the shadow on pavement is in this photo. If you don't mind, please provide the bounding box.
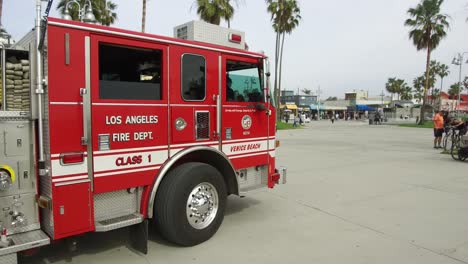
[19,195,262,263]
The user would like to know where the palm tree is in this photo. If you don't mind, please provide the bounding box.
[404,0,449,124]
[386,78,408,100]
[448,83,461,97]
[401,85,414,100]
[432,88,440,105]
[395,79,408,100]
[385,78,398,99]
[301,88,311,95]
[224,0,236,28]
[96,0,117,26]
[462,76,468,92]
[429,60,438,103]
[57,0,118,26]
[193,0,237,26]
[413,76,425,104]
[266,0,301,115]
[436,62,449,108]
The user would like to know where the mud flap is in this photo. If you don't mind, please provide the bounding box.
[130,220,148,254]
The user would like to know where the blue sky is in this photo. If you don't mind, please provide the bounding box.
[3,0,468,98]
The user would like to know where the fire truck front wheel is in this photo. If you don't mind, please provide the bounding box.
[154,162,227,246]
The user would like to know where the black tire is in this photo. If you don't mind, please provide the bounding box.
[451,139,461,161]
[154,162,227,246]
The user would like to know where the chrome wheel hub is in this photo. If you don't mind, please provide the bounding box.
[186,182,219,229]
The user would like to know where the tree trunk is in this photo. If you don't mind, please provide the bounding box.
[141,0,146,32]
[274,32,280,120]
[278,32,286,113]
[430,87,434,106]
[420,46,432,125]
[439,77,443,110]
[0,0,3,27]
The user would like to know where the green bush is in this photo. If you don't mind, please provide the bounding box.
[277,121,302,130]
[399,121,433,128]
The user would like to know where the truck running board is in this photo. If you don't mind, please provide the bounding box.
[95,213,144,232]
[0,230,50,264]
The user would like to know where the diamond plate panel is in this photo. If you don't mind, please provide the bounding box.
[40,207,53,238]
[95,213,143,232]
[0,111,30,119]
[238,165,268,193]
[0,253,17,264]
[38,165,53,238]
[0,229,49,256]
[94,189,139,222]
[39,56,54,238]
[196,111,209,140]
[6,223,40,236]
[39,177,51,198]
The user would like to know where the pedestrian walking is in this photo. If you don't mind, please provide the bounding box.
[293,115,299,127]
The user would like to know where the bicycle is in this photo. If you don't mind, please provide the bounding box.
[449,123,468,161]
[451,134,468,161]
[442,126,454,151]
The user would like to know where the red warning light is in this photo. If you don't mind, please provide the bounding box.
[229,33,242,43]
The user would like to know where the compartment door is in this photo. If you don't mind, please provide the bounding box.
[168,46,220,150]
[53,182,92,238]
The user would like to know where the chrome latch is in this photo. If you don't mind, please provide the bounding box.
[80,88,87,96]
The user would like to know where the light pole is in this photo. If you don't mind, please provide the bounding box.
[380,90,384,108]
[316,86,322,120]
[142,0,147,32]
[451,52,468,116]
[62,0,96,23]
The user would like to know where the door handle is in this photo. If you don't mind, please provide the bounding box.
[80,88,89,145]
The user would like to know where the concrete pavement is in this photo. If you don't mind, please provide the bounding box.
[24,120,468,264]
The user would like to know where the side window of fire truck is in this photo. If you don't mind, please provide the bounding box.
[99,43,163,100]
[226,60,264,103]
[181,54,206,101]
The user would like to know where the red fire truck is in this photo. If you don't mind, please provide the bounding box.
[0,2,285,263]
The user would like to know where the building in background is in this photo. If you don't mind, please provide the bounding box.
[279,90,317,119]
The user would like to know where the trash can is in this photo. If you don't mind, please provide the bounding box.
[369,119,374,125]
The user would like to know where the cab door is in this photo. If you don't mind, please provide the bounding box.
[168,47,219,151]
[89,35,169,193]
[220,55,270,169]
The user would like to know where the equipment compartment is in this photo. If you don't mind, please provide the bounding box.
[0,49,30,113]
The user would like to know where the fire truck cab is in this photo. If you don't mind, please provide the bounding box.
[0,4,285,263]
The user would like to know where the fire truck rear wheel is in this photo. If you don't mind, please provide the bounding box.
[154,162,227,246]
